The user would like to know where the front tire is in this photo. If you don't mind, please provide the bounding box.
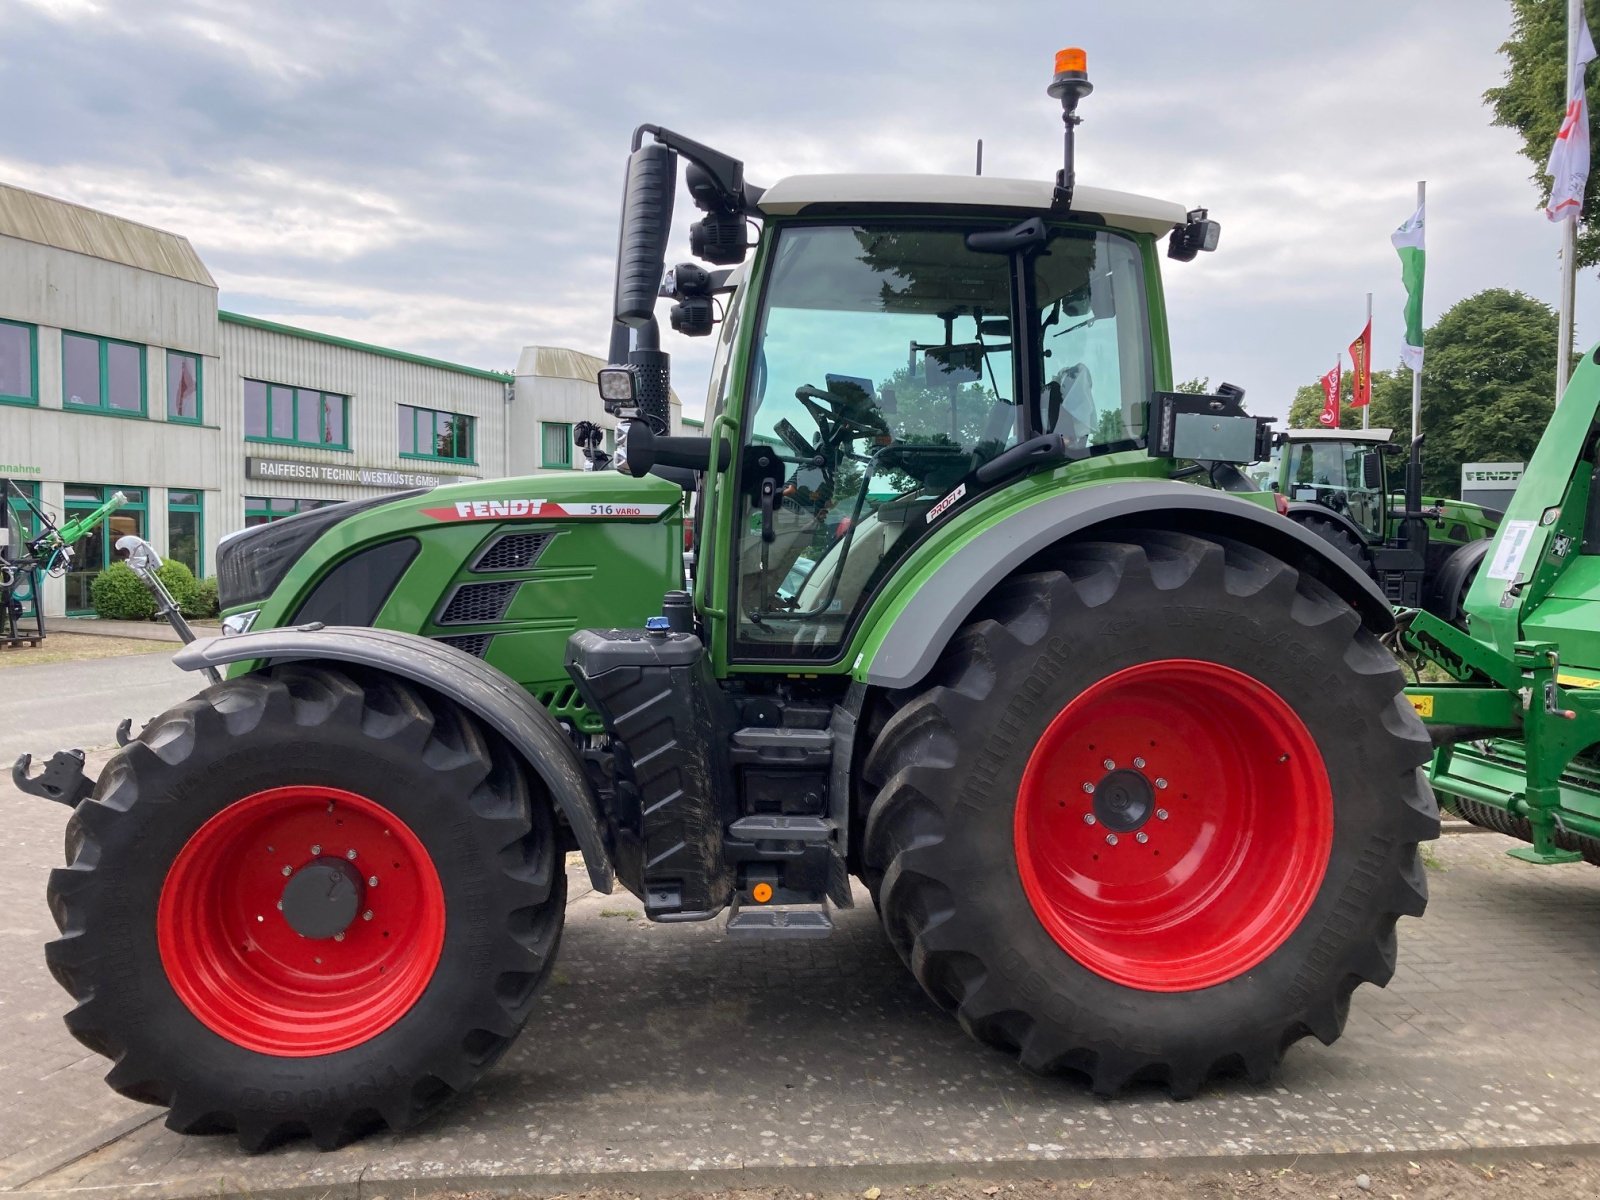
[46,664,565,1150]
[860,530,1437,1096]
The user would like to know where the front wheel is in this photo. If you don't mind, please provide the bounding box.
[860,530,1437,1096]
[46,665,565,1150]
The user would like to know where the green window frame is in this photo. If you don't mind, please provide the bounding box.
[166,488,204,577]
[541,421,572,469]
[0,319,38,406]
[243,379,350,450]
[63,484,146,615]
[397,404,475,463]
[62,331,147,417]
[4,481,41,619]
[244,496,337,527]
[166,351,203,424]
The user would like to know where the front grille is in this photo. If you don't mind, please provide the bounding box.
[473,532,555,572]
[437,580,518,625]
[435,633,493,658]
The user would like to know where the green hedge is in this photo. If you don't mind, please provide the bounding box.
[89,561,219,621]
[90,561,156,621]
[193,576,219,619]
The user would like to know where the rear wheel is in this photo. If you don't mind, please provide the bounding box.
[860,530,1436,1095]
[46,664,565,1150]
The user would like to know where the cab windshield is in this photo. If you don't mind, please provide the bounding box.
[731,221,1152,660]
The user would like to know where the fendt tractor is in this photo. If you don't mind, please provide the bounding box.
[19,52,1438,1150]
[1401,350,1600,867]
[1251,428,1498,620]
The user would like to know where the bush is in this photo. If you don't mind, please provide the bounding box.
[192,576,219,619]
[90,561,156,621]
[156,560,200,617]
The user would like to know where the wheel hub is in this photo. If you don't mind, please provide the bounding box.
[280,856,366,939]
[1092,768,1154,832]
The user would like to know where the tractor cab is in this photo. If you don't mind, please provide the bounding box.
[1277,427,1391,541]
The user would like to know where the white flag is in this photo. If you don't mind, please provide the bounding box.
[1546,5,1597,221]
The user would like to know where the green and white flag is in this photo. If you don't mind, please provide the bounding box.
[1391,202,1425,371]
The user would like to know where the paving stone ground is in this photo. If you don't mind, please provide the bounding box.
[4,752,1600,1200]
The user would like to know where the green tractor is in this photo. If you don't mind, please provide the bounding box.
[1401,350,1600,865]
[21,52,1437,1150]
[1251,428,1499,619]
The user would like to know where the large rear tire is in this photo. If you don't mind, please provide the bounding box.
[46,664,565,1150]
[860,530,1437,1096]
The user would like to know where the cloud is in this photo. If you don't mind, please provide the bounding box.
[0,0,1588,428]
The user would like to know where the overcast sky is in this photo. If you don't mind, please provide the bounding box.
[3,0,1592,422]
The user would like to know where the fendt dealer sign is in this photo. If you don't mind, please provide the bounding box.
[246,457,475,491]
[1460,462,1523,510]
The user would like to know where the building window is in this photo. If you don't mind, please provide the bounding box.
[63,485,146,614]
[167,489,204,576]
[0,320,37,405]
[541,422,572,469]
[243,379,349,449]
[63,333,146,416]
[398,404,474,463]
[244,496,337,528]
[166,352,202,423]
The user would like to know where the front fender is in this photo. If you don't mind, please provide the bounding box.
[173,625,614,893]
[863,479,1393,689]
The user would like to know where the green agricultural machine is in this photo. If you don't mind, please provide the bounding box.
[1250,428,1499,618]
[20,52,1437,1151]
[1400,351,1600,863]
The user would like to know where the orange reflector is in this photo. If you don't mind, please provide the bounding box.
[1054,47,1087,75]
[752,882,774,904]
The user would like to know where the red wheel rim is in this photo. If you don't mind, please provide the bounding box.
[157,786,446,1055]
[1014,659,1332,992]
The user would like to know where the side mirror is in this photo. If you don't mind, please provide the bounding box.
[1361,452,1383,491]
[613,143,678,327]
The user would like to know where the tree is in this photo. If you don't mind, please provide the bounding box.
[1485,0,1600,267]
[1175,376,1210,394]
[1286,289,1556,496]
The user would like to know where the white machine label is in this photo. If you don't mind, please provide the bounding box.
[1485,519,1539,582]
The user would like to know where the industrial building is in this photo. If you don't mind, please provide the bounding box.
[0,182,676,618]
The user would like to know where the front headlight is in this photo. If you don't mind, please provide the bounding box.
[221,609,261,636]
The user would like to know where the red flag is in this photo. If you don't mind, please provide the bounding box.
[1348,321,1372,408]
[175,357,196,416]
[1318,357,1342,428]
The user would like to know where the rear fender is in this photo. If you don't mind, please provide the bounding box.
[173,625,614,893]
[865,479,1393,689]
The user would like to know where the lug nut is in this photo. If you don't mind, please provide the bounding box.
[346,849,358,860]
[1105,833,1119,846]
[362,910,373,921]
[1103,759,1116,770]
[1156,808,1169,821]
[1133,756,1146,769]
[1136,832,1149,844]
[281,865,292,877]
[334,931,345,942]
[1155,778,1169,790]
[276,899,283,910]
[368,876,379,887]
[1081,781,1095,794]
[1083,813,1096,825]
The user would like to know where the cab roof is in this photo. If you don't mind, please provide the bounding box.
[756,175,1190,236]
[1285,428,1394,443]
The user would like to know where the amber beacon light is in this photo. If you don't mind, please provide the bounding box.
[1048,47,1094,210]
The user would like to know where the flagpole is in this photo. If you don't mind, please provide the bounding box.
[1363,291,1372,430]
[1411,181,1424,442]
[1557,0,1584,403]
